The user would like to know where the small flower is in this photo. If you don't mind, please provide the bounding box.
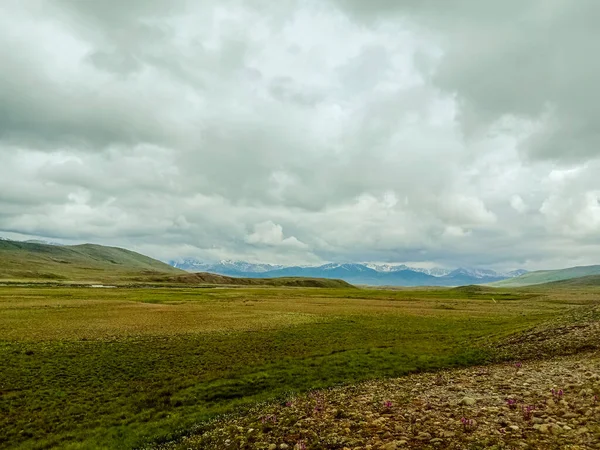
[383,400,393,409]
[506,398,517,409]
[261,414,277,424]
[522,405,535,420]
[551,388,564,398]
[514,362,522,370]
[461,417,475,432]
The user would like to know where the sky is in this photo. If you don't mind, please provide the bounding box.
[1,0,599,270]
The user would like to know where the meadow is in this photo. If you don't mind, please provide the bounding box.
[0,284,593,449]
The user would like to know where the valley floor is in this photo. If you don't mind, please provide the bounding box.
[160,306,600,450]
[1,285,598,449]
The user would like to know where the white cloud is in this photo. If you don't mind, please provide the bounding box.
[510,195,528,214]
[0,1,599,270]
[245,221,307,249]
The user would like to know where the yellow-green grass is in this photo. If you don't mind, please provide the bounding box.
[1,285,595,449]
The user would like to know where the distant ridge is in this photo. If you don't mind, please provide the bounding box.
[491,265,600,287]
[157,272,354,288]
[523,273,600,289]
[0,239,182,282]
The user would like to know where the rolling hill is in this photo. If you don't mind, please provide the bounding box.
[530,273,600,289]
[490,265,600,287]
[0,239,353,287]
[0,239,183,282]
[157,272,354,288]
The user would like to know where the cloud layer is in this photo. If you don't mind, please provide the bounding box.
[1,0,599,270]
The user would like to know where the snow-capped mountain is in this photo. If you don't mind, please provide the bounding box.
[364,263,410,272]
[169,259,283,276]
[168,259,527,287]
[364,263,452,277]
[322,263,374,272]
[505,269,528,277]
[449,268,501,279]
[405,267,453,277]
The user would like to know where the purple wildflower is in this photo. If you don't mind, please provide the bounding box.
[461,417,475,432]
[522,405,535,420]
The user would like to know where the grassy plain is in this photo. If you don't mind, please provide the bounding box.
[0,284,594,449]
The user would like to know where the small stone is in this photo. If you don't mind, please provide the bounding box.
[508,425,519,432]
[460,397,476,406]
[430,438,443,444]
[562,425,572,431]
[269,445,277,450]
[538,424,551,434]
[416,432,432,441]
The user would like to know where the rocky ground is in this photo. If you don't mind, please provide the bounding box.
[162,305,600,450]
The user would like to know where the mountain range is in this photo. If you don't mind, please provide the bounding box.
[168,259,528,287]
[3,236,600,288]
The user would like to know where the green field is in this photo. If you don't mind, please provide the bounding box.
[1,284,593,449]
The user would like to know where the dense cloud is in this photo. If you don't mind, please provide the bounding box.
[1,0,599,270]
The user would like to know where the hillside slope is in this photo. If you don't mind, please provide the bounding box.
[0,240,183,282]
[491,264,600,287]
[157,272,354,288]
[531,273,600,289]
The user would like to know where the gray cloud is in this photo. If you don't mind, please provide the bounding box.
[0,0,599,269]
[335,0,600,163]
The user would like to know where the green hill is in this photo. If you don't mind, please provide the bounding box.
[0,239,183,282]
[532,274,600,289]
[491,265,600,287]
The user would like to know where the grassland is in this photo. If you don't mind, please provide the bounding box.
[0,284,596,449]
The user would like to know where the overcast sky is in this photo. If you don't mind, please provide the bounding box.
[1,0,599,270]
